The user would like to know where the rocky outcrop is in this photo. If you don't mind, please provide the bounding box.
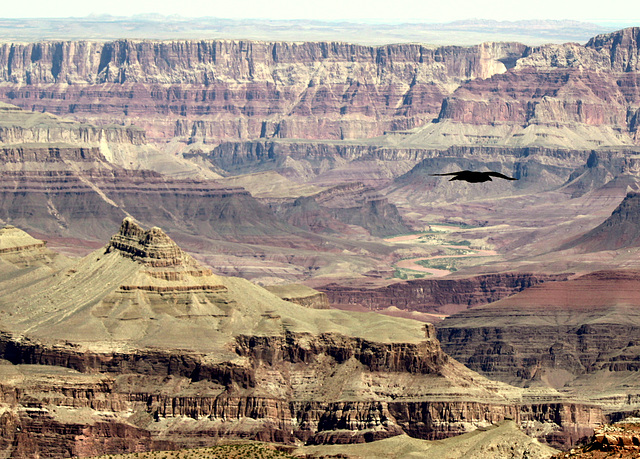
[562,192,640,252]
[0,39,527,141]
[436,270,640,387]
[0,225,64,270]
[271,182,411,237]
[554,421,640,458]
[264,284,330,309]
[0,330,604,456]
[318,272,568,315]
[107,217,205,270]
[0,225,46,253]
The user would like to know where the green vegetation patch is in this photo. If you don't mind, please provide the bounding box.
[85,443,296,459]
[448,240,472,247]
[414,258,460,272]
[393,268,428,280]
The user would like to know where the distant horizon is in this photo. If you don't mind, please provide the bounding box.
[0,14,637,28]
[1,0,638,25]
[0,14,635,47]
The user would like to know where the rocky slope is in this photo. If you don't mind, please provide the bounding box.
[269,182,410,238]
[0,220,604,457]
[562,192,640,252]
[436,270,640,404]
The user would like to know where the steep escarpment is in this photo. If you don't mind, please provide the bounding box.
[0,101,213,177]
[399,28,640,148]
[318,272,568,315]
[437,270,640,393]
[0,39,527,141]
[0,101,146,145]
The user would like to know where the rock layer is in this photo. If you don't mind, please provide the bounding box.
[0,223,605,456]
[436,270,640,390]
[0,40,526,141]
[318,272,568,315]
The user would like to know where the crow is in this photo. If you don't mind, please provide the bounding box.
[430,170,518,183]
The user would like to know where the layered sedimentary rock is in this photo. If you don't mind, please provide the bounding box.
[563,192,640,252]
[436,270,640,391]
[271,182,410,237]
[0,225,70,278]
[0,109,314,248]
[264,283,330,309]
[317,272,568,315]
[398,27,640,148]
[0,222,604,456]
[0,39,526,141]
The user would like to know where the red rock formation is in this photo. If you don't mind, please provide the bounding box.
[562,192,640,252]
[428,28,640,145]
[0,39,526,141]
[318,272,568,315]
[437,270,640,386]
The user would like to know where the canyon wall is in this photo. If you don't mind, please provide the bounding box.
[0,330,603,457]
[0,40,526,141]
[421,28,640,146]
[318,272,569,315]
[436,270,640,388]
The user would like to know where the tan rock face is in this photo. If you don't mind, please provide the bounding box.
[107,217,202,269]
[0,225,46,254]
[0,222,605,456]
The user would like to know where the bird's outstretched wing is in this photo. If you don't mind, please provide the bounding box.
[486,172,518,180]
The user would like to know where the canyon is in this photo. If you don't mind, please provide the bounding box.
[0,220,605,458]
[0,24,640,458]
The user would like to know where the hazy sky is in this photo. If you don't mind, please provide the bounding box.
[2,0,638,24]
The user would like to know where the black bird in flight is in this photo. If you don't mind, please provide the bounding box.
[430,170,518,183]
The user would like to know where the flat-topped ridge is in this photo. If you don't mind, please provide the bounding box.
[0,225,46,253]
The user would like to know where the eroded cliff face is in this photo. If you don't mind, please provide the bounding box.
[0,222,606,456]
[397,27,640,148]
[317,272,568,315]
[0,39,526,141]
[0,330,603,457]
[436,270,640,395]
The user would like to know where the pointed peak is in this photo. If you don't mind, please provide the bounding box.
[107,218,191,268]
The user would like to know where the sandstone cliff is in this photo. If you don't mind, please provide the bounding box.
[0,39,526,141]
